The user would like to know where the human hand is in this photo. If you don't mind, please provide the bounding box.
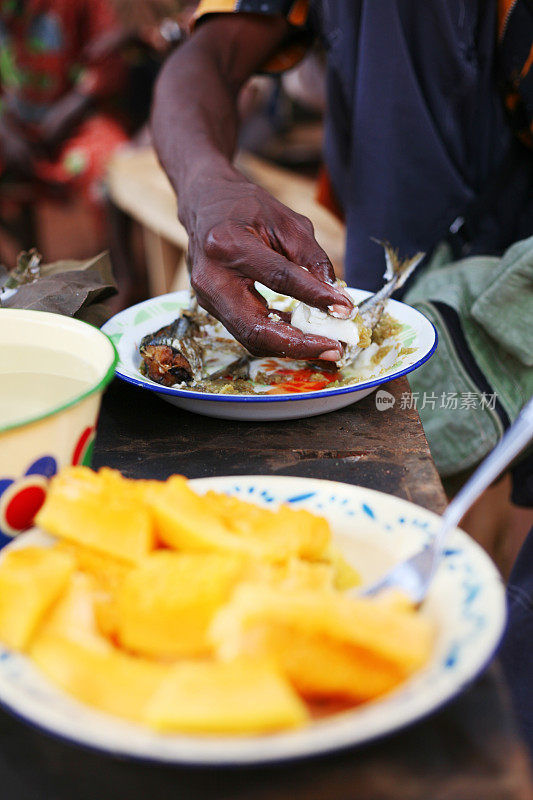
[186,170,353,361]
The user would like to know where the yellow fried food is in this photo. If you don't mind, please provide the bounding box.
[211,585,433,701]
[36,467,155,564]
[54,541,132,593]
[51,542,130,642]
[29,574,170,722]
[10,466,436,734]
[144,478,330,562]
[93,593,120,641]
[145,657,308,733]
[115,551,247,658]
[204,492,331,561]
[322,545,362,591]
[143,477,239,551]
[0,546,75,651]
[250,557,335,591]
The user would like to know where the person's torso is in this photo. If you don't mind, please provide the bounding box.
[313,0,532,288]
[0,0,88,125]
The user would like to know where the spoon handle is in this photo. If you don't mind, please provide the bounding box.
[436,396,533,550]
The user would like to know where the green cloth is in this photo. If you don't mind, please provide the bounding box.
[404,236,533,477]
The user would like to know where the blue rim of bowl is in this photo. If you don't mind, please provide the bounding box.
[0,309,119,433]
[113,316,438,403]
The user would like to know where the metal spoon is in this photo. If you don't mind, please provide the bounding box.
[360,395,533,604]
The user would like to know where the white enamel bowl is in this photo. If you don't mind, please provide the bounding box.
[0,476,505,765]
[101,289,437,421]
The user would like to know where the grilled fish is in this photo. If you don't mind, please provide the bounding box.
[140,314,204,386]
[140,308,249,387]
[139,242,423,387]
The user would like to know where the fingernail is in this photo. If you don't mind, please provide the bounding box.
[328,303,352,319]
[318,349,342,361]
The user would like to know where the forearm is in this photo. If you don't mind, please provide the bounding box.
[152,43,239,228]
[150,14,352,360]
[151,15,289,229]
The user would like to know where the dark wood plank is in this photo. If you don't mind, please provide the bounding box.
[93,376,446,514]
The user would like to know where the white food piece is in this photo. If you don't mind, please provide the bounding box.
[352,343,379,368]
[374,340,402,371]
[345,338,401,380]
[290,303,360,347]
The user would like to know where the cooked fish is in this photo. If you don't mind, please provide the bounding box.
[357,241,425,329]
[290,241,424,366]
[139,309,250,387]
[140,315,204,386]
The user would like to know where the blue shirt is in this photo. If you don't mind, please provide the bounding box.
[313,0,533,288]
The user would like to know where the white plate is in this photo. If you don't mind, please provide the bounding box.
[0,476,505,765]
[101,290,437,421]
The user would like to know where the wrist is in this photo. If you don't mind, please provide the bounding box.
[175,154,243,227]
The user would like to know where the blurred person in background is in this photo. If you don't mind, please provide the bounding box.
[0,0,189,302]
[87,0,189,141]
[94,0,189,307]
[0,0,129,214]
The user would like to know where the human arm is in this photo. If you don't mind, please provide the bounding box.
[0,114,40,177]
[38,89,93,154]
[151,13,352,361]
[38,0,128,154]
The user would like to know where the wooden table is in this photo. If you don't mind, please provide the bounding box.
[1,376,531,800]
[94,376,445,512]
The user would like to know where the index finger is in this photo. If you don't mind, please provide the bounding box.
[272,214,353,318]
[198,279,343,361]
[237,237,352,315]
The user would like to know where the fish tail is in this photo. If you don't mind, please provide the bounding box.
[371,239,425,288]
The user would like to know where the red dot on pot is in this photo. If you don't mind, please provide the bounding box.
[4,485,47,532]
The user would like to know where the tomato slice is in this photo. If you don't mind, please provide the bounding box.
[260,361,340,394]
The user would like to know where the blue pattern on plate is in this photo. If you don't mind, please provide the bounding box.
[444,644,460,668]
[286,492,316,504]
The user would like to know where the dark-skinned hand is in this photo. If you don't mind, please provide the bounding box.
[152,13,353,359]
[187,170,353,361]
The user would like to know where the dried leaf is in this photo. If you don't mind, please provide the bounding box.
[3,251,117,323]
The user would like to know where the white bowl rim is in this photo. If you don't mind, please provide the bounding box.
[0,309,118,435]
[106,291,438,403]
